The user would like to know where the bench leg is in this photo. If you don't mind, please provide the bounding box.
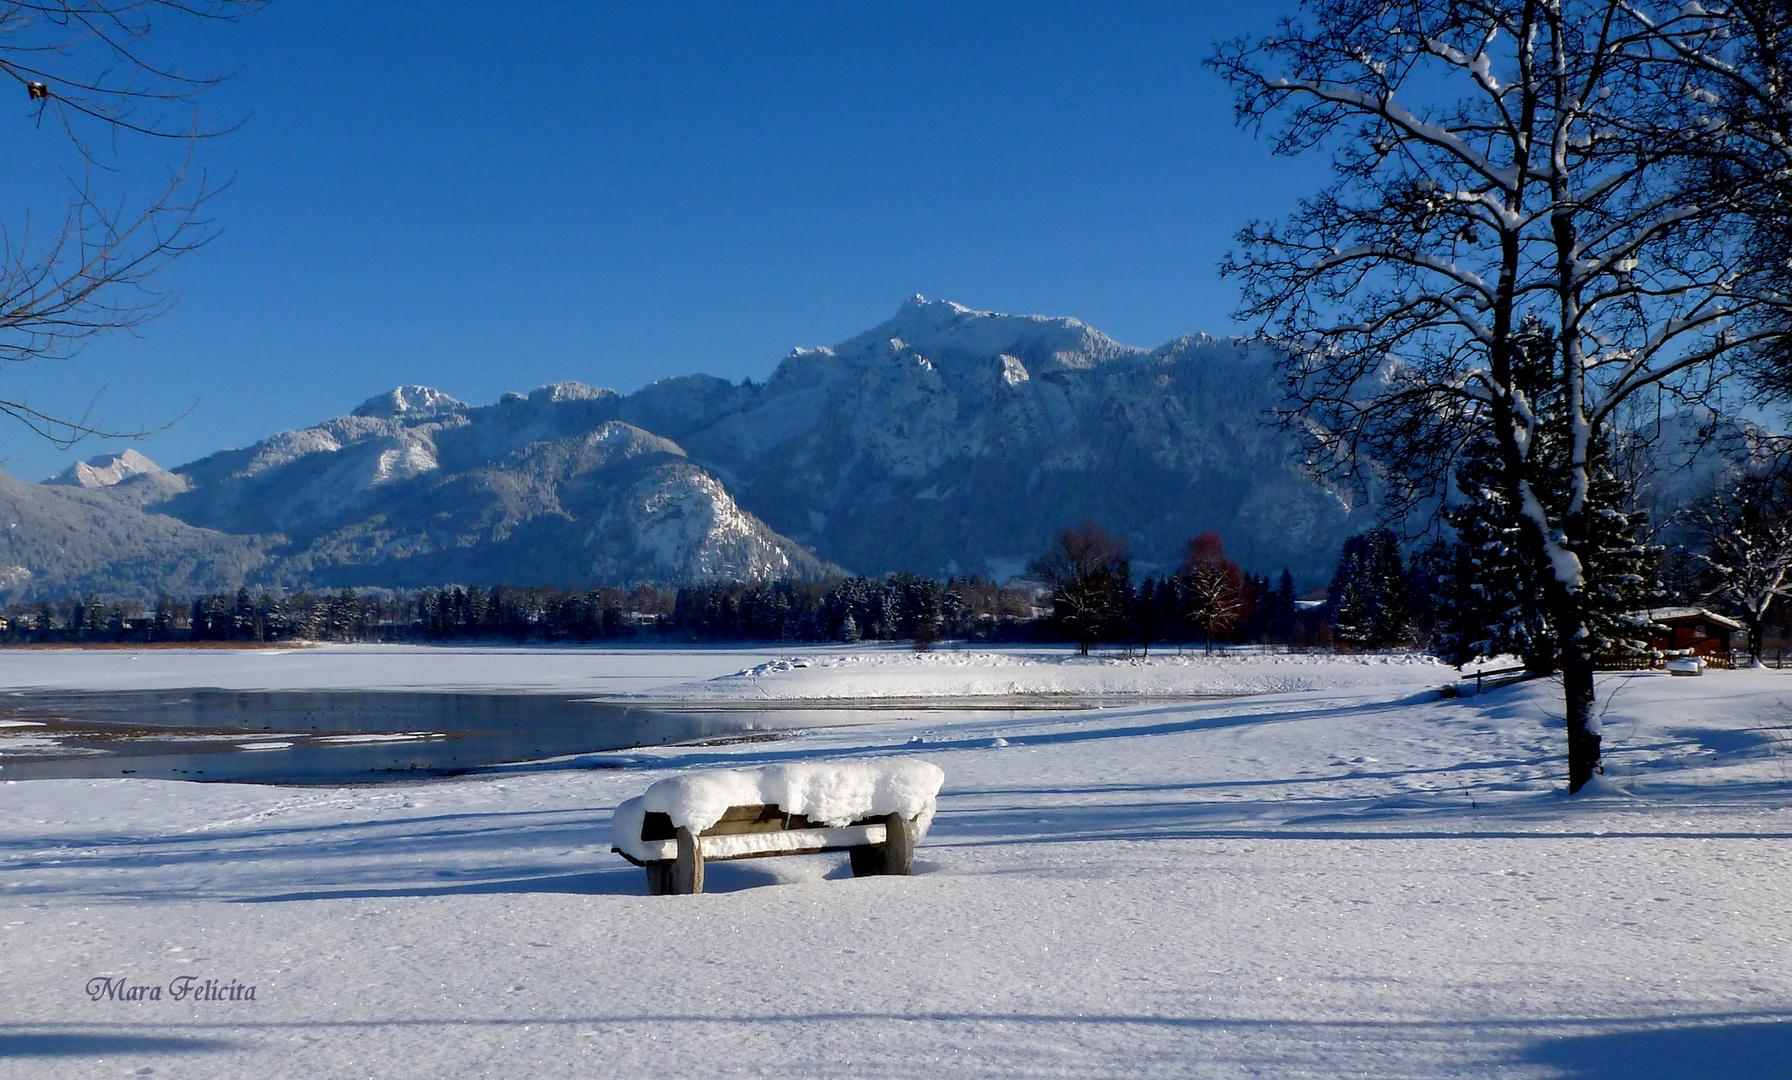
[883,811,916,876]
[671,826,704,895]
[849,813,917,877]
[644,861,673,896]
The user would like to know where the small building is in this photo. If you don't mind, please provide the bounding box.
[1643,607,1743,667]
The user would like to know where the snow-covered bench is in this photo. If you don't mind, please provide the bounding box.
[611,759,944,895]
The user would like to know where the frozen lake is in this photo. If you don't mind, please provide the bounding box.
[0,687,1074,784]
[0,644,1372,783]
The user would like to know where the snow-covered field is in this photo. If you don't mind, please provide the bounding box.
[0,642,1451,699]
[3,646,1791,1078]
[0,643,782,695]
[640,647,1455,700]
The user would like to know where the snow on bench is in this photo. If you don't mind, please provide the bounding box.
[611,759,944,895]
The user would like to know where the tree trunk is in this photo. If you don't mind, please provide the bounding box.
[1561,645,1600,794]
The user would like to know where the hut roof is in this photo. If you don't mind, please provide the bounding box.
[1642,607,1744,632]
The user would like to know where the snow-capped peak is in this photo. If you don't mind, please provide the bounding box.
[831,296,1143,376]
[528,382,618,404]
[44,448,164,489]
[351,385,467,420]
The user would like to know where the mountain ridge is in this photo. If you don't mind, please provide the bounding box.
[9,297,1391,601]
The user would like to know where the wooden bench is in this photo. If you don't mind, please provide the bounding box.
[613,803,919,895]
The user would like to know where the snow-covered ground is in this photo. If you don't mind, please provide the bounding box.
[0,642,1453,699]
[640,647,1455,700]
[0,643,787,695]
[3,647,1791,1078]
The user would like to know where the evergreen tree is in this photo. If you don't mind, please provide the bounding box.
[1153,574,1184,648]
[1575,458,1660,661]
[206,594,231,640]
[940,582,969,640]
[1326,530,1412,649]
[1434,433,1555,669]
[233,587,254,639]
[1270,570,1297,644]
[1434,374,1658,670]
[1132,577,1161,657]
[889,573,943,645]
[152,595,177,638]
[80,594,106,636]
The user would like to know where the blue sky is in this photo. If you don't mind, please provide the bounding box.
[8,1,1316,480]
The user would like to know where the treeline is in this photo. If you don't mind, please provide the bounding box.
[3,589,423,644]
[2,585,676,645]
[1,531,1336,650]
[28,518,1636,656]
[1024,523,1323,654]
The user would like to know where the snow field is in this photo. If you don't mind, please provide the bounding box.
[0,643,790,695]
[1,649,1790,1078]
[0,641,1458,700]
[647,646,1457,700]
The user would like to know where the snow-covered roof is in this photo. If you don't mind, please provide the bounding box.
[1642,607,1744,631]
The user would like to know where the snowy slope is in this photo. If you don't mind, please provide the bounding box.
[152,390,831,588]
[1628,408,1783,537]
[2,652,1789,1078]
[620,296,1367,579]
[0,470,267,603]
[43,448,165,490]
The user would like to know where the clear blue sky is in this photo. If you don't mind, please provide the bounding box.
[9,1,1317,481]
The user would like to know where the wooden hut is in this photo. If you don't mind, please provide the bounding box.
[1643,607,1742,669]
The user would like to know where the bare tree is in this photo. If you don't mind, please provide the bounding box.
[1211,0,1777,792]
[1180,531,1244,654]
[1029,521,1132,656]
[2,0,263,445]
[1612,2,1792,401]
[1682,472,1792,662]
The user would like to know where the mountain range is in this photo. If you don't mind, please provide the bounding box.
[0,295,1627,602]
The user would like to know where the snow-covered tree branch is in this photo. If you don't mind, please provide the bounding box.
[1211,0,1773,792]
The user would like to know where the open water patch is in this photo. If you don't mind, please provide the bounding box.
[0,689,1057,784]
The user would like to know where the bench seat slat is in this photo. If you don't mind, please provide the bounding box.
[627,823,888,863]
